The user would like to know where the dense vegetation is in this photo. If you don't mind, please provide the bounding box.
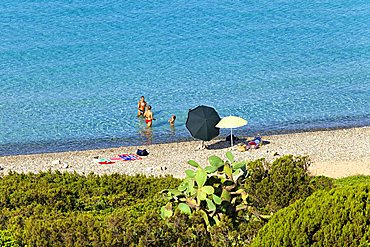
[161,152,267,226]
[244,155,333,213]
[0,172,181,246]
[333,175,370,187]
[251,184,370,247]
[0,155,369,246]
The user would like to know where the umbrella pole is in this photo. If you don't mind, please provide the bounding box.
[231,128,233,147]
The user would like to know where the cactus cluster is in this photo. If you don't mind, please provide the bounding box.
[161,151,260,225]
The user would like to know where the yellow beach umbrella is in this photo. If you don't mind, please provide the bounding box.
[216,116,248,147]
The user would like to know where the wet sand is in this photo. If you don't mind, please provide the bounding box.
[0,126,369,179]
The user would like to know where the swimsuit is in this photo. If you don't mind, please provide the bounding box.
[138,101,146,114]
[145,119,152,124]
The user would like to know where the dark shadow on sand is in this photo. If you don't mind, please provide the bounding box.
[206,137,271,150]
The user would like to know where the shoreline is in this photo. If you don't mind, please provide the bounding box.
[1,123,369,157]
[0,126,369,179]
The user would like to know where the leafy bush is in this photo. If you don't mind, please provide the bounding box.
[251,184,370,247]
[160,154,333,246]
[9,209,248,246]
[0,171,180,212]
[0,230,20,247]
[334,175,370,187]
[244,155,333,212]
[309,175,334,191]
[0,154,335,246]
[0,172,180,246]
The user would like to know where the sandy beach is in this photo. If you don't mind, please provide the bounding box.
[0,126,369,179]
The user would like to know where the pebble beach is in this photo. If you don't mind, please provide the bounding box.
[0,126,369,179]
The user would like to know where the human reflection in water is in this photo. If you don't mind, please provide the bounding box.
[137,116,153,145]
[167,115,176,137]
[169,124,176,137]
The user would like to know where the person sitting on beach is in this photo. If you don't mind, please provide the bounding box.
[137,96,147,117]
[144,105,154,127]
[168,115,176,127]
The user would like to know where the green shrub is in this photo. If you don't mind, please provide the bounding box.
[0,230,20,247]
[0,171,180,213]
[16,209,238,247]
[0,154,335,246]
[244,155,333,212]
[160,154,332,246]
[309,175,334,191]
[334,175,370,187]
[0,172,180,246]
[251,184,370,247]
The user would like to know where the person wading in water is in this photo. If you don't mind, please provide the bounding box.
[137,96,147,117]
[144,105,154,127]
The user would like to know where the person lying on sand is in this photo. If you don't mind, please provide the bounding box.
[248,136,262,149]
[236,136,262,152]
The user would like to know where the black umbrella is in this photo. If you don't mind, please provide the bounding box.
[186,105,221,141]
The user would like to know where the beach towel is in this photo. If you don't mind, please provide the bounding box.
[94,154,142,165]
[97,158,115,165]
[118,154,142,161]
[110,157,123,161]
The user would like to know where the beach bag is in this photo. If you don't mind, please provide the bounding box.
[136,149,149,156]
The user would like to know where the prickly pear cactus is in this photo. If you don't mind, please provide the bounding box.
[161,151,257,226]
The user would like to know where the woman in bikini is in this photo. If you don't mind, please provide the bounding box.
[137,96,147,117]
[144,105,154,127]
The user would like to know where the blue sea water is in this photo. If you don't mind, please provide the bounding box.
[0,0,369,155]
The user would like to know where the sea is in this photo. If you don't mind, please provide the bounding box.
[1,0,369,156]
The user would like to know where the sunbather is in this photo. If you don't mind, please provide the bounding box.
[248,136,262,149]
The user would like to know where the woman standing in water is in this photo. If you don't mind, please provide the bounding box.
[144,105,154,127]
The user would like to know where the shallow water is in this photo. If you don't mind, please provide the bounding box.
[1,0,369,155]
